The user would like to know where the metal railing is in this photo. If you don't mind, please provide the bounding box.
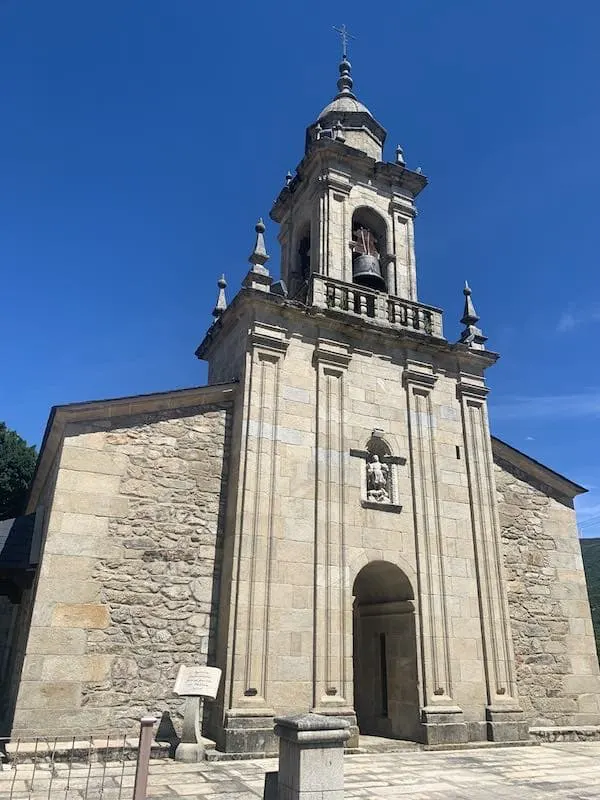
[311,274,443,338]
[0,717,166,799]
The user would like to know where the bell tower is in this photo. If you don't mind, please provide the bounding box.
[272,54,424,306]
[197,44,527,756]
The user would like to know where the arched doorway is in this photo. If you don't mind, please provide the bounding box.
[352,561,420,740]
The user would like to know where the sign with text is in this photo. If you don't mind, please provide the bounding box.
[173,665,222,699]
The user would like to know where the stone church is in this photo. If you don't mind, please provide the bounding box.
[2,53,600,755]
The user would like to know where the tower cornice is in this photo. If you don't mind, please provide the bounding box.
[270,139,427,223]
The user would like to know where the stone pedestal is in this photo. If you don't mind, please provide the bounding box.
[420,706,469,746]
[175,697,205,762]
[222,709,278,757]
[274,713,351,800]
[486,706,530,743]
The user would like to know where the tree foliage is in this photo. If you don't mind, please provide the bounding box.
[581,537,600,657]
[0,422,37,521]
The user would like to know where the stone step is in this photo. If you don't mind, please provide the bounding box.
[351,735,421,754]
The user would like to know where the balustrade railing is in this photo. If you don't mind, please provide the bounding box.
[311,274,443,338]
[325,281,377,319]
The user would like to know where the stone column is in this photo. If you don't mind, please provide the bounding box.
[312,339,356,739]
[223,321,289,754]
[274,713,350,800]
[404,361,468,745]
[458,374,528,741]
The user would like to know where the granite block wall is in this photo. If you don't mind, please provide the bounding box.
[495,459,600,725]
[11,401,231,737]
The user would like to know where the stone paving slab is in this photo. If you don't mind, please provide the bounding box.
[0,742,599,798]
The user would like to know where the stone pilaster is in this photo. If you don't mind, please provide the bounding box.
[223,322,288,754]
[458,373,528,742]
[312,339,355,736]
[390,199,417,301]
[404,360,468,745]
[315,172,350,282]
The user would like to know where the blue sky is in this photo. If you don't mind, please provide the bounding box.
[1,1,599,534]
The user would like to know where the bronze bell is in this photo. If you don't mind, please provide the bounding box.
[353,253,386,291]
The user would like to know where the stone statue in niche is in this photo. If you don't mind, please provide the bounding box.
[366,455,390,502]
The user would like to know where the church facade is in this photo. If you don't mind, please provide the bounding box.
[3,55,600,754]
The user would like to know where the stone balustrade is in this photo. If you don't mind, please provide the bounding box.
[311,274,443,338]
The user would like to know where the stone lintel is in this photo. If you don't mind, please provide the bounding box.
[357,600,415,617]
[360,500,402,513]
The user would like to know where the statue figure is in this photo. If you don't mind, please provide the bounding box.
[366,455,390,502]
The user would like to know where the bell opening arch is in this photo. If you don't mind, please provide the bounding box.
[350,207,388,292]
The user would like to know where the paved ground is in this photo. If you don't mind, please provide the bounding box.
[1,742,600,798]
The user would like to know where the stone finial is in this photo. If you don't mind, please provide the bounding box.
[337,56,354,95]
[396,145,405,165]
[212,274,227,321]
[248,218,270,276]
[459,281,487,350]
[285,171,293,186]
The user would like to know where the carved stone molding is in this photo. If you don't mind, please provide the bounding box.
[250,322,289,356]
[403,360,437,389]
[313,338,351,370]
[457,375,489,401]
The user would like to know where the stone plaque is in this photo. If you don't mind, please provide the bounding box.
[173,665,222,699]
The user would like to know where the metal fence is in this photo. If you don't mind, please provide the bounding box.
[0,717,167,800]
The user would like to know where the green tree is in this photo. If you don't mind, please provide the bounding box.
[0,422,37,520]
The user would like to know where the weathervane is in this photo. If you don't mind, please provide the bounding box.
[333,24,355,59]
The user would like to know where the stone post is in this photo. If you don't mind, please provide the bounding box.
[273,713,350,800]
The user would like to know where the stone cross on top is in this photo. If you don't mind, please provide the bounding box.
[333,24,355,59]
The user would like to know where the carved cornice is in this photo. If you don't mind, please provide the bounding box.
[403,360,437,389]
[317,171,351,196]
[250,322,289,356]
[457,376,489,401]
[389,198,417,219]
[313,338,351,369]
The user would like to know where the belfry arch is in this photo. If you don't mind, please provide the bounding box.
[352,561,420,741]
[350,207,388,292]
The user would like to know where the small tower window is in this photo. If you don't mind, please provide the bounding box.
[292,225,311,303]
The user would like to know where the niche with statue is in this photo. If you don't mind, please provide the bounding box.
[351,431,404,512]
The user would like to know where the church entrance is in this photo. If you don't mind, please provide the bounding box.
[352,561,420,741]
